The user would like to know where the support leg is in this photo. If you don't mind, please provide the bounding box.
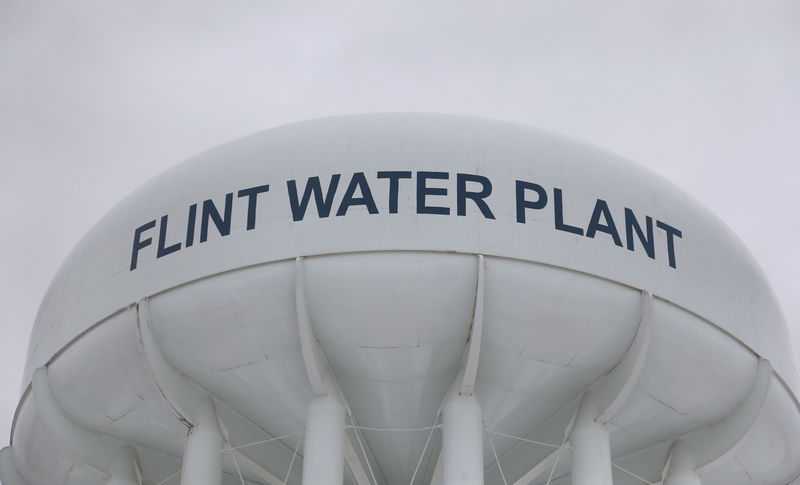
[302,394,346,485]
[181,398,224,485]
[442,392,484,485]
[570,393,612,485]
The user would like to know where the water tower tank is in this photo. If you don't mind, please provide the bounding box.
[2,114,798,485]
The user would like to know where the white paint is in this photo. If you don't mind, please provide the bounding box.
[0,447,29,485]
[570,393,612,485]
[302,395,346,485]
[21,116,795,397]
[442,392,484,485]
[663,441,701,485]
[2,9,799,479]
[106,447,141,485]
[180,398,224,485]
[2,115,799,485]
[460,255,485,397]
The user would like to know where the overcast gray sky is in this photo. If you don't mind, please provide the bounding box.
[1,0,798,447]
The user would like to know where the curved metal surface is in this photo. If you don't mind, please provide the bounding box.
[32,367,120,475]
[23,114,796,397]
[508,290,652,485]
[594,290,653,424]
[685,358,772,474]
[0,447,31,485]
[6,114,798,485]
[136,299,199,428]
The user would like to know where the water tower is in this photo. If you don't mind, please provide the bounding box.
[2,114,798,485]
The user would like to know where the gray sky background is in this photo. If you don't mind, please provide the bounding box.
[0,1,798,447]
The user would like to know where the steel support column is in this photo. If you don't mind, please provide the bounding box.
[570,393,612,485]
[295,257,349,485]
[138,298,289,485]
[181,398,224,485]
[442,255,486,485]
[302,395,347,485]
[510,290,653,485]
[442,392,484,485]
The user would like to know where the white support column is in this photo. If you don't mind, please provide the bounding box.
[442,392,484,485]
[569,393,612,485]
[181,398,224,485]
[138,298,290,485]
[510,290,653,485]
[302,395,347,485]
[442,255,486,485]
[295,257,348,485]
[107,446,142,485]
[663,441,701,485]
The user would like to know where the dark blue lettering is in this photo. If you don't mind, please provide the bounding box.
[185,204,197,248]
[457,173,495,219]
[625,208,654,259]
[287,175,341,221]
[416,171,449,215]
[237,184,270,230]
[656,220,682,269]
[336,173,378,216]
[515,181,548,223]
[157,215,182,258]
[553,188,583,235]
[586,199,622,247]
[130,220,156,271]
[200,193,233,242]
[377,171,412,214]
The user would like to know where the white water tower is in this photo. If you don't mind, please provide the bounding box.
[2,114,797,485]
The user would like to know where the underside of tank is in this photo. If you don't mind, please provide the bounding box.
[4,251,799,485]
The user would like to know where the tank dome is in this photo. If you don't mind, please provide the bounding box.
[6,114,799,485]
